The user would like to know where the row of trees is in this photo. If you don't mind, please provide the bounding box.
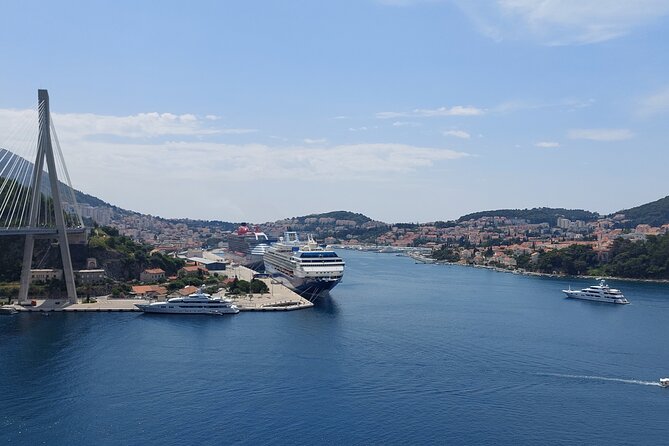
[527,233,669,279]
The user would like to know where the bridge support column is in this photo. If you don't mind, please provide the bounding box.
[16,90,78,305]
[18,235,35,304]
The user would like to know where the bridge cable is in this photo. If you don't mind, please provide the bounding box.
[51,119,83,227]
[0,102,42,227]
[17,120,41,228]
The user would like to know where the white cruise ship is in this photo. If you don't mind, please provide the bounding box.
[263,232,345,297]
[562,280,629,304]
[225,224,273,271]
[135,288,239,314]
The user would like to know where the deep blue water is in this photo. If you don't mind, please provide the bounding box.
[1,250,669,445]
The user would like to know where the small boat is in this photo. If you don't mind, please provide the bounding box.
[0,306,18,315]
[660,378,669,388]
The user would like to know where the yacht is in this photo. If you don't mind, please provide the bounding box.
[135,288,239,314]
[562,280,629,304]
[263,232,345,298]
[0,306,18,315]
[225,224,273,271]
[660,378,669,388]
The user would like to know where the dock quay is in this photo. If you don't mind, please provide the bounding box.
[1,264,313,314]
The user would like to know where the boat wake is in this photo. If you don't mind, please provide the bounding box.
[541,373,661,387]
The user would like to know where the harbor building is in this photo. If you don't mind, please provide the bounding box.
[30,269,63,284]
[140,268,166,282]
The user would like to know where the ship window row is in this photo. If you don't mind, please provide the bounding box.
[299,252,338,258]
[298,259,342,263]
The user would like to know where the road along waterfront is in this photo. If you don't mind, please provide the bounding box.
[3,265,312,313]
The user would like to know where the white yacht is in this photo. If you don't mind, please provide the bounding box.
[0,306,18,315]
[562,280,629,304]
[264,232,345,297]
[135,288,239,314]
[660,378,669,388]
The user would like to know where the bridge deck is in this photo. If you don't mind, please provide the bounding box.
[0,228,87,236]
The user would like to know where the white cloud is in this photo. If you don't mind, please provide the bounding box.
[348,126,368,131]
[638,86,669,116]
[0,106,469,183]
[376,105,484,119]
[66,141,469,185]
[491,98,595,114]
[456,0,669,45]
[375,0,441,5]
[568,128,633,141]
[444,130,471,139]
[0,109,257,143]
[392,121,421,127]
[535,141,559,148]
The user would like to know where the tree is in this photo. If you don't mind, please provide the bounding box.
[250,279,269,294]
[227,278,251,294]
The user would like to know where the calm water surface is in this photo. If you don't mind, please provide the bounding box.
[1,250,669,445]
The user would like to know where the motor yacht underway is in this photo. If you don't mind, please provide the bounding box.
[660,378,669,388]
[135,288,239,314]
[263,232,345,298]
[562,280,629,304]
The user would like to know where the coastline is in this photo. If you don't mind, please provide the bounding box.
[431,260,669,284]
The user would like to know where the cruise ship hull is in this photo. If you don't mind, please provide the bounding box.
[224,251,265,272]
[226,229,272,272]
[264,263,341,297]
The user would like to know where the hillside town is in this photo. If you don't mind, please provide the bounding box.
[75,200,669,276]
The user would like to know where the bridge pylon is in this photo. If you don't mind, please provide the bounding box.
[17,90,77,304]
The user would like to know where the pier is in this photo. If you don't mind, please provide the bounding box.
[2,265,313,313]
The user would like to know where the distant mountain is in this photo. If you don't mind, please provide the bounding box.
[300,210,373,225]
[0,148,124,213]
[2,145,667,238]
[73,187,120,210]
[262,210,387,243]
[457,207,600,226]
[613,195,669,227]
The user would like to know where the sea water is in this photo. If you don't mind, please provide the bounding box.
[1,250,668,445]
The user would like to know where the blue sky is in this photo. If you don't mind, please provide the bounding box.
[1,0,669,223]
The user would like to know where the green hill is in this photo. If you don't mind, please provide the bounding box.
[457,207,599,226]
[300,210,373,225]
[614,195,669,227]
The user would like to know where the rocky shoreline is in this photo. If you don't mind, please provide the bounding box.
[434,261,669,284]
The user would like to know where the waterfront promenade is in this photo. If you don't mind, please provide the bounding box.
[2,265,312,313]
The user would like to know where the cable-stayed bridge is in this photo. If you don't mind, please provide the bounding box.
[0,90,85,303]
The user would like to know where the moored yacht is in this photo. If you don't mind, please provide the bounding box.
[263,232,345,298]
[135,288,239,314]
[0,306,18,315]
[562,280,629,304]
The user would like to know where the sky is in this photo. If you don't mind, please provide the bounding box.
[1,0,668,224]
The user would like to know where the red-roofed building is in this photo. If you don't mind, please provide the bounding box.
[179,265,207,276]
[140,268,166,282]
[131,285,168,298]
[177,285,199,296]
